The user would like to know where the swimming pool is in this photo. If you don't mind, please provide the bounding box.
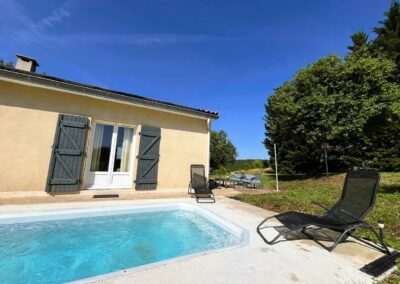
[0,204,248,283]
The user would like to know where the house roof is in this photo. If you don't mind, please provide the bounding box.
[0,65,219,120]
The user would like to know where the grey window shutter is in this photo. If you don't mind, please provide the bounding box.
[46,114,89,192]
[135,125,161,190]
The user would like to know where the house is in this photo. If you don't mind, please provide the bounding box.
[0,55,218,194]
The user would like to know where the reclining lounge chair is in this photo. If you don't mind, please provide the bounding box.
[243,174,263,188]
[189,164,215,203]
[257,169,391,254]
[229,173,244,186]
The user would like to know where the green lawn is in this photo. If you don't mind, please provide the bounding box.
[236,172,400,283]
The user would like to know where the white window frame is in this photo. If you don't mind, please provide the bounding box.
[84,120,138,189]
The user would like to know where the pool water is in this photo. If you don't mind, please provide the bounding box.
[0,209,241,283]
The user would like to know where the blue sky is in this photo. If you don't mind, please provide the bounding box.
[0,0,392,159]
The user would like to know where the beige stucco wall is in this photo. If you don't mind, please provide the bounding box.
[0,80,210,192]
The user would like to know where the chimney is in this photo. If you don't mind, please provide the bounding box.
[15,54,39,72]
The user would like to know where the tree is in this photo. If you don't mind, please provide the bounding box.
[210,130,237,171]
[372,1,400,66]
[348,31,369,53]
[243,162,250,170]
[252,159,264,169]
[0,58,14,68]
[214,165,228,177]
[264,54,400,174]
[264,1,400,174]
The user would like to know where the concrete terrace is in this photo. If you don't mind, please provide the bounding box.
[0,195,388,284]
[0,187,272,205]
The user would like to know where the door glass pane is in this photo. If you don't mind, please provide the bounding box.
[113,127,134,172]
[90,124,113,171]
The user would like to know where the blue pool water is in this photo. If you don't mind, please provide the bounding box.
[0,209,241,283]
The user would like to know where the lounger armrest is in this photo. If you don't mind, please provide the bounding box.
[312,201,330,211]
[339,209,364,223]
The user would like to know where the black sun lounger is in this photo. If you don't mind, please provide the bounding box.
[189,164,215,203]
[257,169,392,254]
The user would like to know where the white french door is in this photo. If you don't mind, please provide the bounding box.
[86,122,135,189]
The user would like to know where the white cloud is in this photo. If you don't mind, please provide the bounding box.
[10,7,70,44]
[2,0,231,47]
[3,0,77,45]
[37,6,70,29]
[31,32,227,47]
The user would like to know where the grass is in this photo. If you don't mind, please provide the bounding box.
[236,172,400,283]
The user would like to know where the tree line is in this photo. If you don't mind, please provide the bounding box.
[264,1,400,174]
